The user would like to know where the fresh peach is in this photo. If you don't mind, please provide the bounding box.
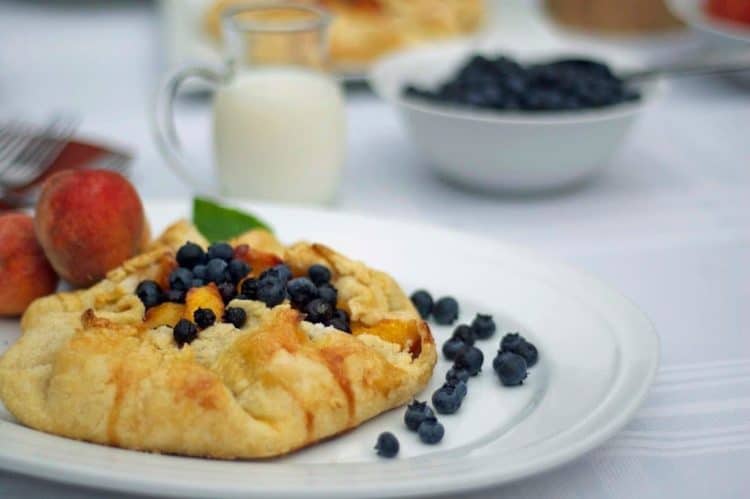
[34,169,147,287]
[0,213,59,316]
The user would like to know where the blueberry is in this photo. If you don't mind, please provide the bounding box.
[327,317,351,333]
[442,337,465,361]
[445,367,470,384]
[223,306,247,328]
[404,400,435,431]
[432,384,463,414]
[452,324,475,345]
[454,345,484,376]
[317,283,338,306]
[417,417,444,444]
[493,351,528,386]
[176,242,206,268]
[135,280,162,309]
[514,339,538,368]
[374,432,399,458]
[444,379,468,400]
[433,297,459,325]
[256,278,286,308]
[260,264,292,283]
[332,308,349,323]
[173,319,198,347]
[207,242,234,261]
[217,282,237,304]
[240,278,259,299]
[166,289,186,303]
[168,267,193,292]
[308,264,331,285]
[227,259,251,284]
[287,277,318,307]
[205,258,229,284]
[193,308,216,329]
[410,290,433,319]
[471,314,496,339]
[500,332,524,352]
[192,264,207,280]
[305,298,333,324]
[191,278,205,288]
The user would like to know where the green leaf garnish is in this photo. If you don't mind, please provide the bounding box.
[192,197,273,242]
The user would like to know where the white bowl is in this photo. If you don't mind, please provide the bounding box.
[370,42,665,193]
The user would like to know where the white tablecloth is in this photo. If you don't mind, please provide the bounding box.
[1,1,749,498]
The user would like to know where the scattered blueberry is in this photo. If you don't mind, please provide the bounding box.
[205,258,229,284]
[240,278,259,299]
[193,308,216,329]
[223,306,247,328]
[227,259,251,284]
[217,282,237,303]
[374,432,399,458]
[471,314,496,339]
[445,367,471,384]
[176,242,206,268]
[417,417,444,444]
[287,277,318,306]
[260,264,292,283]
[135,280,162,309]
[166,289,186,303]
[452,324,476,345]
[500,332,524,353]
[410,290,433,319]
[317,283,338,306]
[305,298,333,324]
[308,264,331,285]
[404,400,435,431]
[454,345,484,376]
[433,297,459,325]
[173,319,198,347]
[442,337,465,361]
[207,242,234,262]
[500,333,538,367]
[168,267,193,292]
[493,351,528,386]
[444,378,468,400]
[256,278,286,308]
[192,264,207,280]
[432,384,464,414]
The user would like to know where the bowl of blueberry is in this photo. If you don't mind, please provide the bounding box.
[370,42,665,193]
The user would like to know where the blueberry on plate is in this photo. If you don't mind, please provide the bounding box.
[444,379,468,400]
[317,283,338,306]
[207,242,234,262]
[176,242,206,269]
[287,277,318,307]
[493,351,528,386]
[227,259,251,284]
[305,298,333,324]
[240,278,259,300]
[404,400,435,431]
[193,307,216,329]
[442,337,465,361]
[205,258,229,284]
[223,306,247,328]
[451,324,475,345]
[135,280,162,309]
[433,297,459,325]
[374,432,399,458]
[445,367,470,384]
[432,384,463,414]
[501,332,538,367]
[308,264,331,285]
[417,416,444,444]
[454,345,484,376]
[500,332,524,352]
[256,278,286,308]
[471,314,496,339]
[173,319,198,348]
[168,267,193,292]
[410,290,433,319]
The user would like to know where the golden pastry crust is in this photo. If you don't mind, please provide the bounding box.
[203,0,485,65]
[0,221,436,458]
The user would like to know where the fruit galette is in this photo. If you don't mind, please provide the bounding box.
[0,221,436,458]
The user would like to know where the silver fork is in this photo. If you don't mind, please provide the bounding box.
[0,116,79,189]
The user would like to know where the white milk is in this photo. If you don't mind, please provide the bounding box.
[212,67,346,203]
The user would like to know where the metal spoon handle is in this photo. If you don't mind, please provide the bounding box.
[623,51,750,81]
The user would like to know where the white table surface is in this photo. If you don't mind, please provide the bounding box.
[1,1,749,498]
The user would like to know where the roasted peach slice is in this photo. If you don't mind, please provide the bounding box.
[233,244,283,277]
[183,284,225,323]
[352,319,422,357]
[143,302,185,329]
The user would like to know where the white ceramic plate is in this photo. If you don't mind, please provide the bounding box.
[0,200,659,498]
[667,0,750,44]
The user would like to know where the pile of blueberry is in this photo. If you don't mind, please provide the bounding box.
[403,54,640,112]
[492,333,538,386]
[410,290,459,325]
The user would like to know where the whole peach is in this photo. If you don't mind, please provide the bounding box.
[0,213,59,316]
[35,169,147,287]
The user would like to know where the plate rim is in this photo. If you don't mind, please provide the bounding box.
[0,199,660,498]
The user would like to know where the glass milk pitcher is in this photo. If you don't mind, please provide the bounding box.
[153,3,346,204]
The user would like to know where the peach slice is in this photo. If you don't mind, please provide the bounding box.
[233,244,283,278]
[183,284,225,323]
[143,302,185,329]
[352,319,422,358]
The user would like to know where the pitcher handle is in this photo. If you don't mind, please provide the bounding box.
[152,65,225,195]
